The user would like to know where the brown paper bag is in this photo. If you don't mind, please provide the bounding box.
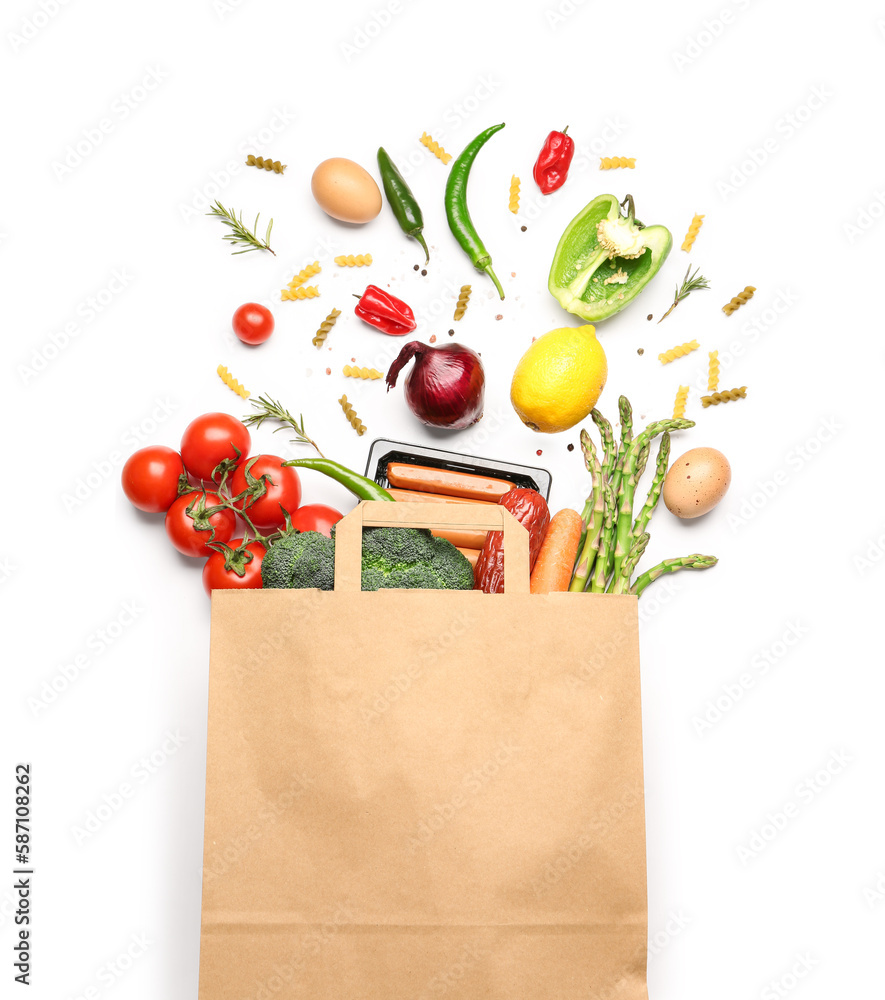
[199,502,648,1000]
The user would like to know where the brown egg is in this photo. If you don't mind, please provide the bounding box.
[311,157,382,223]
[663,447,731,519]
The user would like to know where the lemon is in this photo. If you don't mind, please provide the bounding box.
[510,325,607,433]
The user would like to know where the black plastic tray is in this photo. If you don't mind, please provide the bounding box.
[364,439,552,501]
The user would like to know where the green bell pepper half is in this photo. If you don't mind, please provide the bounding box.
[548,193,672,323]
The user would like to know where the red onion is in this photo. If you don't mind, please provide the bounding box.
[386,341,485,430]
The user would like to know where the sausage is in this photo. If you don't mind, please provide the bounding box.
[473,488,550,594]
[456,546,480,567]
[433,527,487,549]
[386,489,488,548]
[386,463,515,502]
[386,488,495,505]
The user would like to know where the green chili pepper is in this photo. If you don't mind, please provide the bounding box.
[377,146,429,263]
[282,458,394,502]
[548,193,672,322]
[444,123,506,300]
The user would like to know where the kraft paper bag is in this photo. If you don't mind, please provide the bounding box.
[199,502,648,1000]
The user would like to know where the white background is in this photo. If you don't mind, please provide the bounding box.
[3,0,883,997]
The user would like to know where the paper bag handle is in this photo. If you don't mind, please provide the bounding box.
[333,500,531,594]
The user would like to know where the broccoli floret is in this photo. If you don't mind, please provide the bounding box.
[261,530,335,590]
[261,526,474,591]
[360,527,473,591]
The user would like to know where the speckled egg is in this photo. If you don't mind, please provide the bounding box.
[663,447,731,518]
[310,157,382,223]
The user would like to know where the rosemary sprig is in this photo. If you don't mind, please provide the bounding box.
[657,265,709,323]
[207,200,275,255]
[243,394,325,458]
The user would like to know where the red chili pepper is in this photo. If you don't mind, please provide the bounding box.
[532,126,575,195]
[354,285,416,336]
[474,488,550,594]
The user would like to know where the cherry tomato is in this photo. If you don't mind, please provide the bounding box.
[230,455,302,532]
[180,413,250,482]
[121,446,184,513]
[165,491,237,558]
[232,302,274,346]
[288,503,344,538]
[202,539,266,597]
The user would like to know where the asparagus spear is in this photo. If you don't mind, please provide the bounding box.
[612,418,694,581]
[635,439,651,483]
[611,532,650,594]
[609,396,634,499]
[618,395,633,450]
[571,430,604,592]
[577,427,601,534]
[611,449,645,580]
[631,554,718,597]
[632,432,670,539]
[590,483,616,592]
[567,397,720,602]
[604,396,636,579]
[591,408,616,483]
[603,478,620,582]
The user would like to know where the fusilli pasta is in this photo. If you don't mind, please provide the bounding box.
[334,254,372,267]
[281,285,320,301]
[672,385,689,419]
[508,175,520,214]
[216,364,250,399]
[722,286,756,315]
[707,350,720,391]
[312,308,341,348]
[420,131,451,164]
[599,157,636,169]
[338,394,367,435]
[287,261,321,288]
[453,284,472,321]
[246,155,286,174]
[343,365,383,380]
[658,339,700,364]
[701,386,747,407]
[681,213,705,252]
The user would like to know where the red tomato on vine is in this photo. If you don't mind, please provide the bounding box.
[230,455,302,532]
[202,539,266,596]
[287,503,344,538]
[180,413,250,482]
[165,491,237,558]
[121,446,184,513]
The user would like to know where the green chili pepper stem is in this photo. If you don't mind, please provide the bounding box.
[484,265,504,299]
[377,146,429,263]
[414,231,429,263]
[445,122,506,300]
[282,458,394,503]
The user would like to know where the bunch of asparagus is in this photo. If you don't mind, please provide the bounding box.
[569,395,718,597]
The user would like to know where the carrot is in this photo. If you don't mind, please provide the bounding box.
[529,508,583,594]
